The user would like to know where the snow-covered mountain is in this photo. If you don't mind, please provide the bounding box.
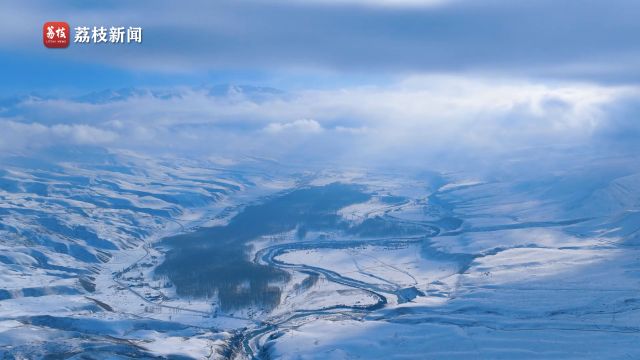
[1,149,639,359]
[0,85,287,109]
[0,148,274,358]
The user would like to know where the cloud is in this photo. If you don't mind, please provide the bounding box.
[50,124,118,144]
[2,0,640,83]
[284,0,451,8]
[0,121,117,151]
[263,119,323,134]
[335,126,369,134]
[2,75,639,169]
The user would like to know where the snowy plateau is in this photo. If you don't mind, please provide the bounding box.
[1,149,639,359]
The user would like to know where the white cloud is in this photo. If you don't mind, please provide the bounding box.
[263,119,323,134]
[2,75,638,168]
[50,124,118,144]
[0,121,117,151]
[334,125,369,134]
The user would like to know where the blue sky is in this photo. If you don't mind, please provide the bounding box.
[1,0,639,168]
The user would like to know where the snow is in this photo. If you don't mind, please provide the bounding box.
[276,243,458,296]
[2,151,640,359]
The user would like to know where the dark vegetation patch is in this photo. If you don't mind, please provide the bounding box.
[156,183,370,311]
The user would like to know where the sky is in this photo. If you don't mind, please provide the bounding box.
[1,0,639,169]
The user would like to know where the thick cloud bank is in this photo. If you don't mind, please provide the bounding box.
[1,76,638,169]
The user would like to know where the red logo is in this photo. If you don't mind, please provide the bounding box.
[43,22,70,48]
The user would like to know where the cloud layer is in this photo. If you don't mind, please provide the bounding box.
[3,0,640,84]
[1,76,638,170]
